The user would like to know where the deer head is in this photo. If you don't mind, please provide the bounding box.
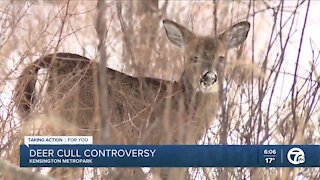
[163,19,250,93]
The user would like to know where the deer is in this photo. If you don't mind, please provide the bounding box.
[13,19,250,179]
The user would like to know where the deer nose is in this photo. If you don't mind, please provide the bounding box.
[202,72,210,82]
[201,71,217,85]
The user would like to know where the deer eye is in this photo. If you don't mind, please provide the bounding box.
[217,56,226,67]
[219,56,224,62]
[192,56,199,63]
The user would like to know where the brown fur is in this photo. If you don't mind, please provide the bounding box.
[14,52,219,144]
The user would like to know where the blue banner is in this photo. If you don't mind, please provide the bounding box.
[20,145,320,167]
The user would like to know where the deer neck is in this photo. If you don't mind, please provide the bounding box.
[179,71,199,108]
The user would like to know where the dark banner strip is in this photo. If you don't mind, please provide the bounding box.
[20,145,320,167]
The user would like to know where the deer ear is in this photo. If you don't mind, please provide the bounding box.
[220,21,250,49]
[163,19,194,48]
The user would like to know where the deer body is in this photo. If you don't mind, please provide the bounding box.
[14,53,218,144]
[14,19,250,145]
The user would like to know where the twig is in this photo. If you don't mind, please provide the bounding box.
[95,0,109,143]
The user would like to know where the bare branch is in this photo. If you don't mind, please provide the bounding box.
[95,0,109,143]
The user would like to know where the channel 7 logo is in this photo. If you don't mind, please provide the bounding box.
[287,147,305,165]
